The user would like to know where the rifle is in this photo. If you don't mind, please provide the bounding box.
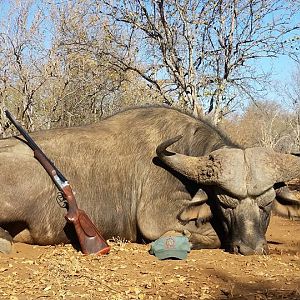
[5,110,110,255]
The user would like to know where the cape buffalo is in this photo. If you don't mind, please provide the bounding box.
[0,106,299,255]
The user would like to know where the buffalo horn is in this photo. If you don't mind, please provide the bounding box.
[156,135,217,184]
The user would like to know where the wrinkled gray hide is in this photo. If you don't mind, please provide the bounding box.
[0,107,299,255]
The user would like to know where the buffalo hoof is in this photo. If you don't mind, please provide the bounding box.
[0,228,13,254]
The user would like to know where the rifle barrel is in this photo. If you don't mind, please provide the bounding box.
[5,110,40,152]
[5,109,110,255]
[5,110,67,182]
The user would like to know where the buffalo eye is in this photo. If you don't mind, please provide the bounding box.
[256,188,276,210]
[214,187,240,209]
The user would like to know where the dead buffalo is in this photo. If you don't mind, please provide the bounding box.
[0,106,299,255]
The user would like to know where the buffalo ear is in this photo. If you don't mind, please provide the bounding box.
[274,185,300,220]
[272,200,300,220]
[178,189,212,226]
[178,202,212,226]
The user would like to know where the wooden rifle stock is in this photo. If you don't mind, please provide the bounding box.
[5,110,110,255]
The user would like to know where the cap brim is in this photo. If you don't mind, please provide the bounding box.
[155,250,188,260]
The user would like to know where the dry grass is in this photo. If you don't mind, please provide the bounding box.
[0,216,299,300]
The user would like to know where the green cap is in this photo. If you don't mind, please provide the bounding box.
[149,236,191,260]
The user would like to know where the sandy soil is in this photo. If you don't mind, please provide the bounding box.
[0,215,299,300]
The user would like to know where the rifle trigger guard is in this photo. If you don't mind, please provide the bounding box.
[56,191,67,208]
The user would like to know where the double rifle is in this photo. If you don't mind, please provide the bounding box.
[5,110,110,255]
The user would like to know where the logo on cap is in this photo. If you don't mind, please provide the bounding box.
[165,237,176,249]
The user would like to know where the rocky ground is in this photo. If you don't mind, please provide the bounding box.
[0,215,299,300]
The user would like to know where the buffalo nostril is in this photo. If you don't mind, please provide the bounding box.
[233,245,239,254]
[254,241,269,255]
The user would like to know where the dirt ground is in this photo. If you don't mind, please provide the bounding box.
[0,215,299,300]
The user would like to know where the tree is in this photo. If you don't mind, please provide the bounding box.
[1,0,299,133]
[50,0,164,126]
[0,0,55,135]
[224,101,294,152]
[0,0,158,134]
[99,0,300,124]
[280,63,300,151]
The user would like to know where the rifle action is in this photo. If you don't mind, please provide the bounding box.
[5,110,110,255]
